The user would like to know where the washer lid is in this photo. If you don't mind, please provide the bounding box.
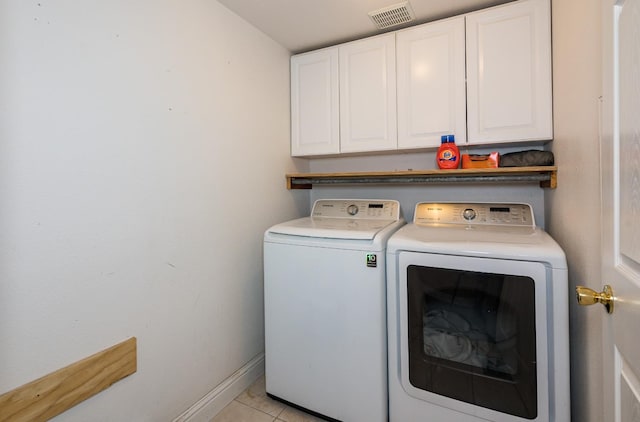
[268,216,399,240]
[387,222,567,268]
[268,199,402,240]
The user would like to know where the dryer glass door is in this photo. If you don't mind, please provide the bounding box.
[397,252,550,421]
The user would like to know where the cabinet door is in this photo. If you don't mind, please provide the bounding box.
[339,34,397,153]
[466,0,552,144]
[397,17,466,149]
[291,48,340,156]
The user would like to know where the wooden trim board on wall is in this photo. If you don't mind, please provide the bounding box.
[0,337,137,421]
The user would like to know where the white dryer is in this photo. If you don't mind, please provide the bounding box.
[264,199,405,422]
[386,202,570,422]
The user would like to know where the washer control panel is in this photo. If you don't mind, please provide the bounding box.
[414,202,534,227]
[311,199,401,220]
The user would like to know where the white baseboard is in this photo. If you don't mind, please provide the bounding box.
[173,353,265,422]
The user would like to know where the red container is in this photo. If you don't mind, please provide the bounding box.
[461,152,500,169]
[437,135,460,169]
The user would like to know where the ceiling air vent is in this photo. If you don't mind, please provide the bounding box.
[368,1,416,29]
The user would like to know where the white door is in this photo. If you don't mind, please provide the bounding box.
[597,0,640,420]
[396,17,466,149]
[290,48,340,156]
[465,0,552,145]
[339,34,397,153]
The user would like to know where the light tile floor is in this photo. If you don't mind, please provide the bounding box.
[211,375,326,422]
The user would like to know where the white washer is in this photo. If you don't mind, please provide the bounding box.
[386,202,570,422]
[264,199,405,422]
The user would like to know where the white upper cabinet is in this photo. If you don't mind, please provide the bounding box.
[339,34,397,153]
[291,48,340,156]
[396,17,466,149]
[465,0,552,144]
[289,0,553,157]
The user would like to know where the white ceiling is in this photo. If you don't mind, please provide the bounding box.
[217,0,515,53]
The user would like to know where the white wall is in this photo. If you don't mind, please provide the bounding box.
[546,0,604,420]
[0,0,308,420]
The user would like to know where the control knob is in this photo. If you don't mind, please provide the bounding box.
[462,208,477,221]
[347,204,359,216]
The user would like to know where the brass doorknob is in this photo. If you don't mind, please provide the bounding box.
[576,285,614,314]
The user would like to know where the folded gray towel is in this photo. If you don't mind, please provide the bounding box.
[499,150,554,167]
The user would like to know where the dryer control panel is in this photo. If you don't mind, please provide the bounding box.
[311,199,401,220]
[414,202,535,227]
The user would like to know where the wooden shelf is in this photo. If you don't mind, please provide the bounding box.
[286,166,557,190]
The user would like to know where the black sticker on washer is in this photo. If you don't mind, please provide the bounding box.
[366,254,377,268]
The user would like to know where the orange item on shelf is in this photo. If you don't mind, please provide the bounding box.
[437,135,460,169]
[461,152,500,169]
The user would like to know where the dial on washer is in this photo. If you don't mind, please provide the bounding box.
[347,204,359,216]
[463,208,477,221]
